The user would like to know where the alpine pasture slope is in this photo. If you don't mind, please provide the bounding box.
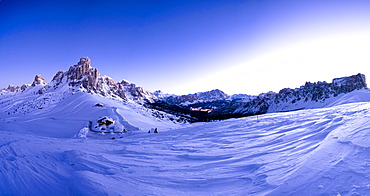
[1,57,370,195]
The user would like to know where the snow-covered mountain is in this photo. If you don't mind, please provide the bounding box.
[1,57,157,103]
[0,57,188,133]
[160,89,230,105]
[158,89,256,105]
[154,73,368,121]
[3,57,367,123]
[236,73,368,115]
[1,57,370,195]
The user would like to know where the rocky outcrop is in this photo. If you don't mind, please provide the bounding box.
[2,84,30,93]
[46,57,156,102]
[332,73,367,95]
[1,75,45,93]
[63,57,100,91]
[31,75,47,86]
[119,82,154,101]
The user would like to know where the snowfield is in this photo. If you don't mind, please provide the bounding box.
[1,90,370,195]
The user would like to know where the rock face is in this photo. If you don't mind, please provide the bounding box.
[2,84,30,93]
[332,73,367,94]
[31,75,47,86]
[2,57,157,103]
[47,57,157,102]
[66,57,100,90]
[51,57,100,91]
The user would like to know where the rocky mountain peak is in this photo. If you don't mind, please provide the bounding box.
[159,89,230,105]
[77,57,91,66]
[31,75,47,86]
[44,57,157,102]
[48,57,101,92]
[66,57,99,85]
[2,84,30,93]
[332,73,366,92]
[118,79,130,86]
[196,89,229,100]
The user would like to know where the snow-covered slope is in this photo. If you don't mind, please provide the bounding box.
[1,96,370,195]
[0,83,182,138]
[243,73,368,114]
[0,57,189,135]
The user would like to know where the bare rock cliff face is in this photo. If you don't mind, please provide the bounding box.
[1,57,156,103]
[47,57,156,102]
[2,84,30,93]
[31,75,47,86]
[64,57,100,91]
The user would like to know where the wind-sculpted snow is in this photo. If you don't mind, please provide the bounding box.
[1,100,370,195]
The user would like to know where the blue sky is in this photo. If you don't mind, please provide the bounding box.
[1,0,370,95]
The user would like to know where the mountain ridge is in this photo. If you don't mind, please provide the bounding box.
[1,57,368,122]
[1,57,157,103]
[1,58,370,195]
[151,73,368,121]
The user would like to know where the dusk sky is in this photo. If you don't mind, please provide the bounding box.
[1,0,370,95]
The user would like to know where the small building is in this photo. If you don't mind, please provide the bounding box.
[97,116,115,126]
[190,107,213,113]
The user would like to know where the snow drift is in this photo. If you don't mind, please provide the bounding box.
[1,100,370,195]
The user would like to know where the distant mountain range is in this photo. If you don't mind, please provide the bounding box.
[150,72,367,121]
[1,57,368,122]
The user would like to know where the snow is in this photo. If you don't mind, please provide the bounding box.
[267,88,370,113]
[1,87,370,195]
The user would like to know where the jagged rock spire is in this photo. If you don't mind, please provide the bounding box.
[77,57,91,66]
[67,57,98,82]
[46,57,157,102]
[1,56,157,102]
[49,57,101,91]
[31,75,47,86]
